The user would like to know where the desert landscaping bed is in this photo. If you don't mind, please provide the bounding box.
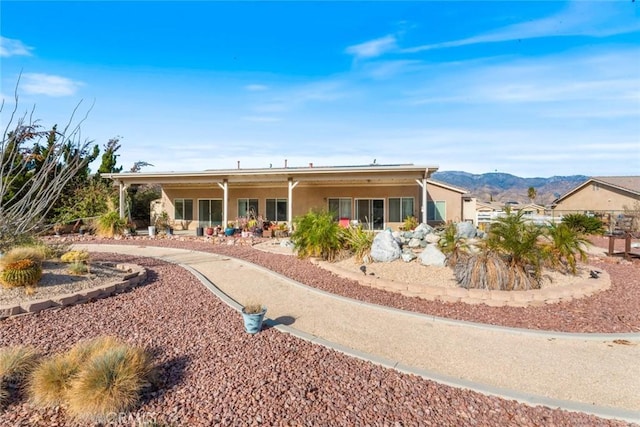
[0,252,634,426]
[70,236,640,333]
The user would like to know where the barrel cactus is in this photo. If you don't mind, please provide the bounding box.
[0,259,43,289]
[60,250,90,263]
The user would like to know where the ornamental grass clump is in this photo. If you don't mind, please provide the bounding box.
[291,209,344,261]
[0,259,42,292]
[0,346,39,407]
[0,246,46,268]
[61,250,91,275]
[341,225,374,263]
[28,336,155,421]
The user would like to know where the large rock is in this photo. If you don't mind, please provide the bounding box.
[370,230,402,262]
[456,221,477,239]
[419,244,446,267]
[401,249,417,262]
[424,233,441,244]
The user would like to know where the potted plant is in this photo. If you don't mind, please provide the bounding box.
[241,303,267,334]
[224,222,236,236]
[205,226,214,236]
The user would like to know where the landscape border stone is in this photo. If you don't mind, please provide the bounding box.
[312,259,611,307]
[0,263,147,319]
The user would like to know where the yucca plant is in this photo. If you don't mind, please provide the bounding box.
[291,209,344,261]
[543,223,590,275]
[341,225,374,263]
[0,259,43,289]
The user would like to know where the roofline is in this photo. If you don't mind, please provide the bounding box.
[553,177,640,205]
[426,178,468,194]
[103,164,440,181]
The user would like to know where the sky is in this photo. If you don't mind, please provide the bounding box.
[1,1,639,178]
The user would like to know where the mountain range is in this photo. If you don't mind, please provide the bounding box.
[431,171,589,206]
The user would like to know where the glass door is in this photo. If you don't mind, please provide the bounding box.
[356,199,385,230]
[199,199,223,227]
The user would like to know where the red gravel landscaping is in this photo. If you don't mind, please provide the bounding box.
[1,252,636,426]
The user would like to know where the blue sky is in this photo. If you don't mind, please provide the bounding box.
[1,1,638,177]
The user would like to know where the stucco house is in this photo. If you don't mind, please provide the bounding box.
[104,163,470,231]
[552,176,640,216]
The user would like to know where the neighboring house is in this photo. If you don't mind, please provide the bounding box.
[104,163,470,231]
[552,176,640,216]
[476,201,550,228]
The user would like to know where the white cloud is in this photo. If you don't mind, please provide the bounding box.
[402,2,640,53]
[21,73,83,97]
[0,36,34,57]
[245,84,268,91]
[345,35,397,59]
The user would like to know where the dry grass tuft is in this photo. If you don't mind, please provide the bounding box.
[0,346,40,381]
[28,353,79,407]
[0,246,46,268]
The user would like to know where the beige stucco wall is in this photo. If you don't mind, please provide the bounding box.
[554,183,639,214]
[159,182,464,230]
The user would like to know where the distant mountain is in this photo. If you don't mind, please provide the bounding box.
[431,171,589,206]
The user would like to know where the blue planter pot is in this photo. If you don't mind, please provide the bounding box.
[241,307,267,334]
[224,227,235,236]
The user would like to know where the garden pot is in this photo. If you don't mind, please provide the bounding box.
[166,227,173,235]
[196,227,204,237]
[205,227,214,236]
[224,227,235,237]
[241,307,267,334]
[148,226,156,237]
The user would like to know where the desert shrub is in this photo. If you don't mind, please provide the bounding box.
[0,346,39,408]
[95,211,127,238]
[66,345,153,420]
[438,222,470,267]
[0,259,43,289]
[60,250,90,263]
[403,216,418,231]
[455,251,541,291]
[341,225,374,263]
[561,213,604,235]
[0,246,46,268]
[68,261,89,275]
[29,336,154,420]
[542,223,590,275]
[291,209,344,261]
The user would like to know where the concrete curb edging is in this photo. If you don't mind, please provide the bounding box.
[182,263,640,424]
[0,263,147,319]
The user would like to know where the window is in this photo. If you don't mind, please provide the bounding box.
[266,199,287,222]
[356,199,385,230]
[238,198,259,217]
[328,198,352,220]
[388,197,414,222]
[427,201,446,222]
[174,199,193,221]
[198,199,222,226]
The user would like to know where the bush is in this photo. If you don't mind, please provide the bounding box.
[438,222,470,267]
[542,223,589,275]
[0,346,39,408]
[561,213,604,235]
[455,251,541,291]
[60,250,90,263]
[29,336,154,421]
[341,226,374,263]
[403,216,418,231]
[96,211,127,238]
[291,209,344,261]
[0,259,42,290]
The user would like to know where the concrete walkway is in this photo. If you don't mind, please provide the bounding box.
[77,244,640,423]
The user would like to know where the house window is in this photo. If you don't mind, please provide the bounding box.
[593,183,599,191]
[388,197,414,222]
[174,199,193,221]
[198,199,222,227]
[328,198,352,220]
[356,199,385,230]
[427,201,446,222]
[238,198,259,218]
[266,199,287,222]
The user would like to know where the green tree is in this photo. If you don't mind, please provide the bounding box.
[97,137,123,176]
[527,186,537,203]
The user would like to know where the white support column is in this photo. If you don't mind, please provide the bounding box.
[287,178,299,231]
[217,180,228,227]
[118,181,127,219]
[415,178,428,225]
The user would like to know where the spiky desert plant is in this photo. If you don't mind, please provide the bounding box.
[438,222,470,268]
[341,225,374,263]
[454,251,541,291]
[291,209,344,261]
[0,245,47,268]
[561,213,605,235]
[68,261,89,275]
[543,223,590,275]
[0,259,43,289]
[95,210,127,238]
[60,250,90,263]
[65,344,153,420]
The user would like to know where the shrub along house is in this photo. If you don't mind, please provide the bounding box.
[104,163,470,232]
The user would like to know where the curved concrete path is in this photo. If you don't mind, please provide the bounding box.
[77,244,640,423]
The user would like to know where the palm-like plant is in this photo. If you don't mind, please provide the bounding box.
[438,222,470,267]
[543,222,590,274]
[341,225,374,263]
[290,209,344,261]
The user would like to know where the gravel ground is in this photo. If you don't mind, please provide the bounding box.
[0,252,635,427]
[72,235,640,333]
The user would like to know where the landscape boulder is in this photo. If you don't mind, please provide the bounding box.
[371,230,402,262]
[456,221,477,239]
[419,244,446,267]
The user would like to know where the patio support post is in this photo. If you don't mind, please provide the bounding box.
[118,181,127,219]
[217,180,228,227]
[415,178,428,225]
[287,178,299,231]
